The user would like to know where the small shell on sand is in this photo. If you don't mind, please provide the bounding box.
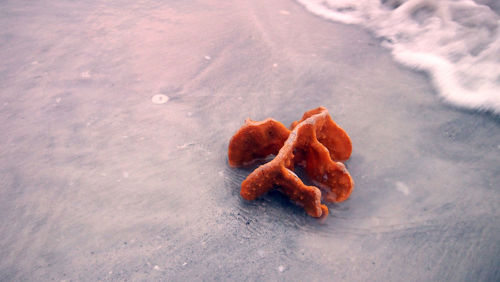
[151,94,169,104]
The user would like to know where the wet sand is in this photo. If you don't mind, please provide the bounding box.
[0,0,499,280]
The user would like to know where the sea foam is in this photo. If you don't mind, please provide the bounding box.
[297,0,500,114]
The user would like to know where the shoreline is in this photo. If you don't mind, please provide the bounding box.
[295,0,500,115]
[0,0,499,280]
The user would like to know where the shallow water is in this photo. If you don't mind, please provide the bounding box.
[298,0,500,113]
[1,0,499,280]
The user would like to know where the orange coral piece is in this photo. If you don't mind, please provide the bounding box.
[228,107,353,218]
[228,118,290,167]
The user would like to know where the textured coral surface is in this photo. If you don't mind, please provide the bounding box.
[228,107,353,218]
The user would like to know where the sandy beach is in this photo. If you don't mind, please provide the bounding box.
[1,0,499,280]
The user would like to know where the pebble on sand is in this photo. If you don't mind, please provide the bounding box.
[152,94,169,104]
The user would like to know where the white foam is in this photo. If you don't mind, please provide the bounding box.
[297,0,500,113]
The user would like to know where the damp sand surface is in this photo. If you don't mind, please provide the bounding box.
[0,0,499,280]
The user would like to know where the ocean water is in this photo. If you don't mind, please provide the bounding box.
[297,0,500,113]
